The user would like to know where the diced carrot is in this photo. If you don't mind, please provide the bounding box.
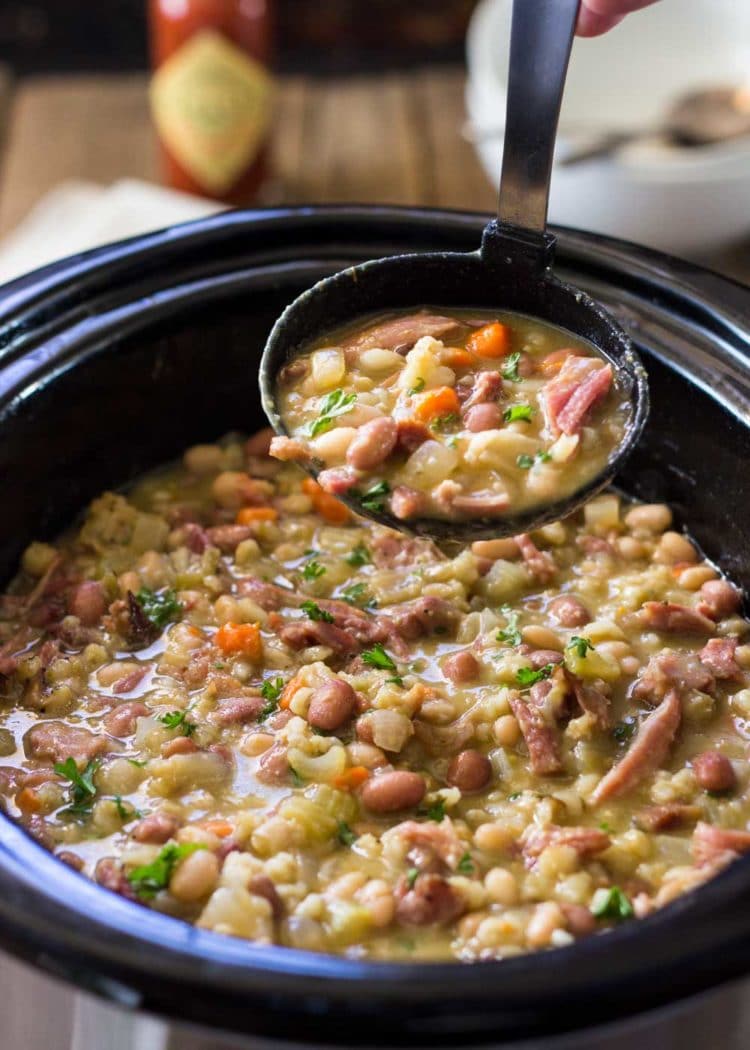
[16,787,41,814]
[539,348,575,376]
[466,323,512,359]
[333,765,371,791]
[279,674,303,710]
[201,819,235,838]
[301,475,350,523]
[444,347,476,369]
[215,622,263,661]
[413,386,461,423]
[671,562,694,578]
[236,506,278,524]
[267,611,283,630]
[315,492,351,524]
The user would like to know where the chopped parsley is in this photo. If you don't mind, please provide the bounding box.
[300,599,334,623]
[536,450,552,463]
[127,842,205,899]
[337,821,357,847]
[407,378,426,396]
[431,413,459,432]
[568,636,594,659]
[304,389,357,438]
[507,792,522,801]
[406,867,420,889]
[612,720,636,744]
[516,454,535,470]
[361,643,398,672]
[289,767,304,788]
[502,352,522,382]
[590,886,634,921]
[497,605,522,647]
[516,664,554,688]
[301,555,326,580]
[54,757,99,815]
[599,821,612,833]
[159,709,196,736]
[345,543,371,567]
[385,675,404,688]
[114,796,141,822]
[419,799,446,823]
[260,676,285,719]
[504,404,534,424]
[356,480,391,514]
[457,852,475,875]
[135,587,182,630]
[340,582,375,608]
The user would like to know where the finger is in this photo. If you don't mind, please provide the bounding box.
[581,0,660,17]
[576,9,624,36]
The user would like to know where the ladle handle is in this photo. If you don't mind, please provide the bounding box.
[497,0,580,236]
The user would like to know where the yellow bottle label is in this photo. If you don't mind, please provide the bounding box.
[150,29,274,195]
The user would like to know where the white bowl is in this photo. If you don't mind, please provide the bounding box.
[466,0,750,256]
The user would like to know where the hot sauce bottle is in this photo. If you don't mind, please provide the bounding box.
[148,0,274,204]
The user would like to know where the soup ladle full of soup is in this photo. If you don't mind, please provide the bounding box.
[260,0,649,544]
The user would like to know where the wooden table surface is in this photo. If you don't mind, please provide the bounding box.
[0,67,747,283]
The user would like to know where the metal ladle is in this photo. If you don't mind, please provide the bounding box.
[260,0,649,545]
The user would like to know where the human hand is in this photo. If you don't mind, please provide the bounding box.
[577,0,661,37]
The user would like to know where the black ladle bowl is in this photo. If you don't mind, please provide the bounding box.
[260,0,649,544]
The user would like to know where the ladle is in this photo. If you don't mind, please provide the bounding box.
[260,0,649,544]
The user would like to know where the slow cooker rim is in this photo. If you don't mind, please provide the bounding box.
[0,204,749,1045]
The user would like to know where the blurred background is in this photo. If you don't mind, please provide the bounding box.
[0,0,748,284]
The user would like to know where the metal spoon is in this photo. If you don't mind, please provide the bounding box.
[260,0,649,545]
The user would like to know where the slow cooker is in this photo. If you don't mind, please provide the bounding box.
[0,205,749,1049]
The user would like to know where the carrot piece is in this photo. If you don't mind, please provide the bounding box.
[413,386,461,423]
[236,506,279,524]
[215,622,263,661]
[333,765,371,791]
[539,348,575,376]
[466,322,512,359]
[302,477,322,496]
[16,787,41,814]
[201,819,235,838]
[301,475,349,523]
[444,347,476,369]
[279,673,303,710]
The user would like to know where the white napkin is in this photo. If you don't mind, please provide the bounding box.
[0,178,224,284]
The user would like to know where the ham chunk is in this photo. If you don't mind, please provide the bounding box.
[696,579,741,622]
[103,701,149,737]
[637,601,715,636]
[395,420,431,455]
[698,638,740,679]
[460,370,503,408]
[279,619,358,658]
[692,822,750,865]
[516,533,556,585]
[371,534,438,570]
[521,824,611,866]
[317,467,360,496]
[590,689,682,804]
[541,355,613,437]
[24,722,111,766]
[568,674,612,729]
[236,576,299,611]
[633,649,715,702]
[395,873,464,926]
[269,435,310,462]
[211,696,264,726]
[508,684,564,776]
[381,597,460,642]
[341,312,459,354]
[635,804,702,833]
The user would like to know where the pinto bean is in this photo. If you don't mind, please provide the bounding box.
[212,696,264,726]
[447,750,492,793]
[256,743,290,785]
[248,873,284,919]
[697,579,741,622]
[442,650,480,684]
[68,581,106,626]
[346,416,398,470]
[361,771,426,813]
[103,702,149,737]
[529,649,564,669]
[692,750,736,793]
[390,485,427,520]
[396,873,464,926]
[560,902,596,938]
[463,403,502,432]
[161,737,198,758]
[205,525,254,553]
[132,812,179,844]
[56,850,84,871]
[547,595,590,628]
[307,680,357,731]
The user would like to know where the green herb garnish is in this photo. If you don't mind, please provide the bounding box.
[305,389,357,438]
[590,886,634,921]
[290,767,304,788]
[301,556,326,580]
[127,842,205,899]
[502,352,522,382]
[497,605,521,647]
[159,709,196,736]
[457,852,475,875]
[431,413,459,432]
[356,481,391,514]
[337,821,357,847]
[516,664,554,688]
[612,720,636,744]
[508,792,522,801]
[536,450,552,463]
[406,867,420,889]
[516,453,534,470]
[568,636,594,659]
[361,643,397,672]
[135,587,182,629]
[504,404,534,424]
[345,543,371,567]
[54,756,99,815]
[300,599,334,623]
[385,675,404,687]
[340,582,375,608]
[408,378,426,396]
[114,796,141,822]
[420,799,446,823]
[260,676,285,719]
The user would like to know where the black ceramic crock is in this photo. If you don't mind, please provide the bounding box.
[0,206,749,1048]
